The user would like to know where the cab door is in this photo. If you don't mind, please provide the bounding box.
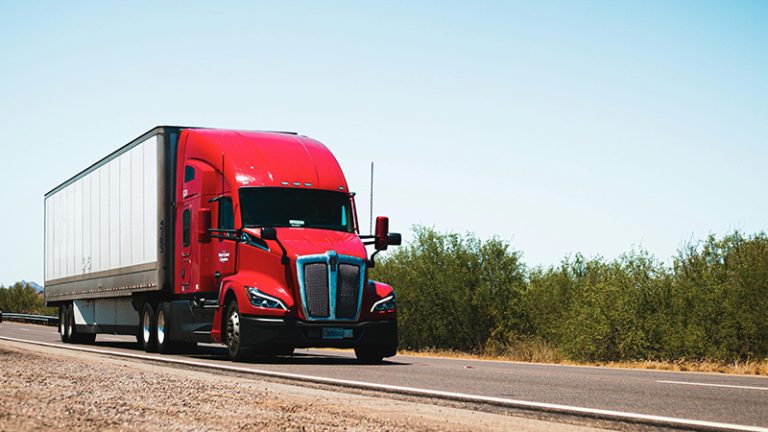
[178,164,199,293]
[179,206,192,291]
[176,162,217,294]
[214,196,237,279]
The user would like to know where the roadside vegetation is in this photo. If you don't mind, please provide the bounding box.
[0,282,55,316]
[370,227,768,373]
[4,228,766,373]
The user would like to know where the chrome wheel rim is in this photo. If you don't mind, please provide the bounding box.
[142,310,151,344]
[59,309,65,336]
[226,308,240,353]
[156,310,166,345]
[65,309,73,339]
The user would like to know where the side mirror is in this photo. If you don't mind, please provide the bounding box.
[261,227,278,241]
[198,209,211,243]
[387,232,402,246]
[375,216,390,251]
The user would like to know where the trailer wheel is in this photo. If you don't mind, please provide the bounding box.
[156,305,172,354]
[225,301,251,361]
[354,346,385,364]
[60,305,70,343]
[140,303,158,352]
[64,304,96,344]
[64,304,75,343]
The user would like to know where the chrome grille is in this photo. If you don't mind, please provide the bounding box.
[336,264,360,319]
[304,263,329,317]
[298,253,364,321]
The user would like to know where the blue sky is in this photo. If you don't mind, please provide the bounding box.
[1,1,767,285]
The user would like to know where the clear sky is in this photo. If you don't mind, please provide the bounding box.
[1,1,766,285]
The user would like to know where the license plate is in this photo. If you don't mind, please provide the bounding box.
[322,327,353,340]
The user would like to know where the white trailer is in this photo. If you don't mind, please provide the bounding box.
[44,127,182,337]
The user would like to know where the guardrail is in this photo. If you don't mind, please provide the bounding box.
[0,312,58,326]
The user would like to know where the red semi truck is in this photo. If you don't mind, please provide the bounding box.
[44,126,400,363]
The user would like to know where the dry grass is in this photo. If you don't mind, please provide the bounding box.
[592,359,768,375]
[397,341,768,376]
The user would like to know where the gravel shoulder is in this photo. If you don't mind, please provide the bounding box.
[0,339,612,432]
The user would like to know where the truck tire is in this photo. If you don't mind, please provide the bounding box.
[60,305,70,343]
[225,301,251,361]
[155,304,172,354]
[354,346,385,364]
[64,304,75,343]
[67,305,96,344]
[140,302,158,352]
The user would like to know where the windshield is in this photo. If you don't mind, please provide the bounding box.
[239,187,354,232]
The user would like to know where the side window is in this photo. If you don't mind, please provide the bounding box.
[182,209,191,246]
[218,197,234,230]
[184,166,195,182]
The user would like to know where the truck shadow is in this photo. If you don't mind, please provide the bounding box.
[191,350,407,366]
[92,341,407,366]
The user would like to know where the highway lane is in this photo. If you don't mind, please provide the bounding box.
[2,322,766,429]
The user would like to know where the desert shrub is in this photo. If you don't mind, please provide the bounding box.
[369,226,527,353]
[0,282,55,315]
[373,227,768,363]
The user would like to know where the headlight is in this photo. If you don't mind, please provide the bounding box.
[246,287,288,310]
[370,294,396,312]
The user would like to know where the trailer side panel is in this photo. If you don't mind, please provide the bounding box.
[45,132,167,302]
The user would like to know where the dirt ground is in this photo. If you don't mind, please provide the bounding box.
[0,340,611,432]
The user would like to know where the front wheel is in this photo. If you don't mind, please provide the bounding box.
[225,301,251,361]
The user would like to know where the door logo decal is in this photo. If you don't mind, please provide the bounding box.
[218,250,230,263]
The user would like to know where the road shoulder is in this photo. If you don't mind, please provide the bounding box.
[0,339,611,432]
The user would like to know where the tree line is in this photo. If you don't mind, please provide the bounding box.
[0,282,55,316]
[370,226,768,363]
[3,227,766,363]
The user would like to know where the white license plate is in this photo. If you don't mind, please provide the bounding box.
[322,327,353,340]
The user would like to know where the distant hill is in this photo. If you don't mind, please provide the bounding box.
[20,280,44,293]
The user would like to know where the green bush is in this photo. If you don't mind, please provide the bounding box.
[370,226,527,353]
[670,233,768,361]
[372,227,768,363]
[0,282,56,315]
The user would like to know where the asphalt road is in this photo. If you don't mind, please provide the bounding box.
[1,321,766,430]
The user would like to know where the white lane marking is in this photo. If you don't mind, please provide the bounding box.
[658,380,768,391]
[18,328,30,331]
[0,336,766,432]
[99,337,126,341]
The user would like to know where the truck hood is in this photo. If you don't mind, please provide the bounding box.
[246,228,368,261]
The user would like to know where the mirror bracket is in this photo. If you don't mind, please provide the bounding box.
[260,227,289,265]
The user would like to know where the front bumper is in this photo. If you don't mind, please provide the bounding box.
[239,316,397,356]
